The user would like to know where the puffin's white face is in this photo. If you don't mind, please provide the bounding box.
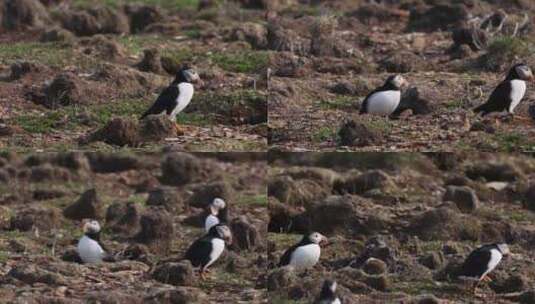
[210,198,226,215]
[391,75,408,89]
[215,225,233,244]
[83,220,101,234]
[515,65,533,80]
[497,243,510,255]
[183,69,201,83]
[309,232,328,246]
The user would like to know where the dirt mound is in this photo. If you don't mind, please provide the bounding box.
[63,188,103,220]
[338,119,383,147]
[41,73,83,109]
[2,0,51,30]
[134,207,174,254]
[139,115,176,141]
[160,153,203,186]
[86,117,140,147]
[124,5,163,33]
[152,261,195,286]
[59,6,129,36]
[136,48,164,74]
[79,34,126,60]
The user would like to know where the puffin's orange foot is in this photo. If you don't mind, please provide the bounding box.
[482,276,492,282]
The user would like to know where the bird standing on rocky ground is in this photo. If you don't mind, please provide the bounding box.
[278,232,328,270]
[204,198,227,232]
[315,279,341,304]
[77,219,111,264]
[184,224,233,280]
[360,74,408,116]
[474,63,533,121]
[458,243,510,296]
[140,66,201,135]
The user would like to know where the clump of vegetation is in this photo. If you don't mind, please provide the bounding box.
[210,51,269,73]
[479,37,531,71]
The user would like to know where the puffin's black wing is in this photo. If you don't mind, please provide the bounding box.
[140,85,179,119]
[278,238,307,267]
[459,246,492,278]
[184,236,213,268]
[474,81,512,116]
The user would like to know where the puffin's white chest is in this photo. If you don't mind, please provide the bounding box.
[205,214,220,232]
[365,90,401,115]
[170,83,194,118]
[77,235,105,263]
[509,80,526,113]
[206,238,225,268]
[289,244,321,269]
[483,249,502,277]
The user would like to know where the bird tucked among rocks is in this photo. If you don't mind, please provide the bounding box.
[459,243,510,295]
[77,220,112,264]
[360,74,408,116]
[184,224,233,279]
[474,63,533,118]
[315,280,341,304]
[140,66,201,134]
[278,232,328,270]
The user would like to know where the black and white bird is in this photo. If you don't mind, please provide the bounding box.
[459,243,510,294]
[278,232,328,270]
[360,75,408,116]
[77,220,110,264]
[140,67,201,133]
[204,198,227,232]
[184,224,233,279]
[474,63,533,117]
[315,280,341,304]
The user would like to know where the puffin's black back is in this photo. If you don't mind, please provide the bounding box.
[184,229,217,267]
[278,234,312,266]
[140,85,180,119]
[459,244,496,278]
[360,76,400,114]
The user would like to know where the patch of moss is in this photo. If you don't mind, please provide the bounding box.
[237,194,267,206]
[493,131,535,152]
[73,0,199,10]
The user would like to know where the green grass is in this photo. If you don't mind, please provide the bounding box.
[312,126,336,143]
[445,99,463,110]
[493,132,535,152]
[236,194,267,206]
[318,96,354,110]
[209,51,269,74]
[117,35,167,56]
[480,37,531,71]
[0,42,72,66]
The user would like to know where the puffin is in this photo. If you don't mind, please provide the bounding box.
[184,223,233,279]
[315,280,342,304]
[360,74,408,116]
[77,220,110,264]
[278,232,328,270]
[474,63,533,117]
[459,243,510,294]
[140,66,201,134]
[204,198,227,232]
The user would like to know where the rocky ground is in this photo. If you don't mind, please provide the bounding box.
[0,0,268,152]
[0,151,268,303]
[268,153,535,303]
[268,0,535,152]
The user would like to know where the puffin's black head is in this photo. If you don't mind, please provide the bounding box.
[174,67,201,84]
[320,279,338,299]
[384,74,408,90]
[507,63,533,81]
[208,224,233,245]
[303,232,328,246]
